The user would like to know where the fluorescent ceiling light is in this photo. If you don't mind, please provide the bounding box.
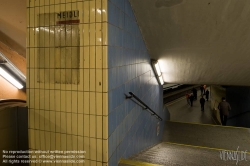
[154,62,161,76]
[159,75,164,85]
[0,67,23,89]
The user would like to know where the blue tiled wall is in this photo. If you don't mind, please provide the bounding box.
[107,0,168,165]
[226,86,250,128]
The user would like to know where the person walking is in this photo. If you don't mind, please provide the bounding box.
[189,92,194,107]
[200,85,204,96]
[205,89,209,101]
[192,88,197,100]
[200,96,205,111]
[185,93,190,105]
[218,97,231,126]
[203,85,207,95]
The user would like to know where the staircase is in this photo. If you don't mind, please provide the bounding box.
[119,121,250,166]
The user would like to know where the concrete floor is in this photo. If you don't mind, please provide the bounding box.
[166,88,216,125]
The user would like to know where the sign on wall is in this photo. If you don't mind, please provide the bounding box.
[37,10,80,84]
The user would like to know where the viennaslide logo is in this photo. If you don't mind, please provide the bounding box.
[219,146,248,165]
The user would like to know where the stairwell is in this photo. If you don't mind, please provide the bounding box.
[119,121,250,166]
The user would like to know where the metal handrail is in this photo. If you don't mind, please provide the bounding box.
[126,92,163,121]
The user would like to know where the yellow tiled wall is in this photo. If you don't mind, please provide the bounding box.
[27,0,108,165]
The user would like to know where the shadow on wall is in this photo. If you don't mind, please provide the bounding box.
[0,106,28,165]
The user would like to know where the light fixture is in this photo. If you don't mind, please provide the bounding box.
[154,62,161,76]
[0,67,23,89]
[152,60,164,85]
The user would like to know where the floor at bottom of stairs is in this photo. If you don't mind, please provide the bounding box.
[119,142,250,166]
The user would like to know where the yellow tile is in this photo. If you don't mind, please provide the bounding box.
[102,23,108,45]
[67,113,72,134]
[90,69,96,91]
[29,109,35,129]
[77,136,84,151]
[84,92,90,114]
[90,92,96,114]
[40,89,45,110]
[103,116,108,139]
[103,69,108,92]
[55,90,61,112]
[96,0,102,22]
[61,90,66,112]
[56,133,61,150]
[84,46,89,68]
[96,46,102,69]
[50,111,56,132]
[102,0,107,22]
[89,0,95,23]
[72,135,78,150]
[72,113,78,135]
[90,115,96,138]
[34,109,39,129]
[97,162,102,166]
[72,91,77,113]
[97,139,102,162]
[96,69,103,92]
[29,28,35,50]
[84,160,90,166]
[96,93,102,116]
[90,160,97,166]
[55,0,61,4]
[103,93,108,116]
[90,23,95,46]
[29,89,35,109]
[79,46,84,68]
[90,46,95,68]
[44,110,50,131]
[96,116,102,139]
[78,114,83,136]
[61,133,67,151]
[83,24,90,46]
[66,0,72,4]
[35,130,40,149]
[55,111,61,133]
[35,89,40,109]
[78,69,84,91]
[29,69,35,88]
[84,114,90,137]
[96,23,102,45]
[84,137,90,159]
[77,2,84,23]
[39,131,45,151]
[103,46,108,68]
[103,139,108,162]
[51,132,56,150]
[103,163,108,166]
[45,132,50,150]
[78,91,84,113]
[45,0,50,5]
[44,90,50,110]
[29,129,35,149]
[40,0,45,6]
[83,1,90,23]
[67,134,72,150]
[84,69,90,91]
[35,0,39,7]
[66,91,72,112]
[28,0,34,7]
[90,137,96,160]
[49,90,55,111]
[61,112,66,133]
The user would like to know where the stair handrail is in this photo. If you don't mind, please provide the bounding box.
[126,92,162,121]
[0,99,26,104]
